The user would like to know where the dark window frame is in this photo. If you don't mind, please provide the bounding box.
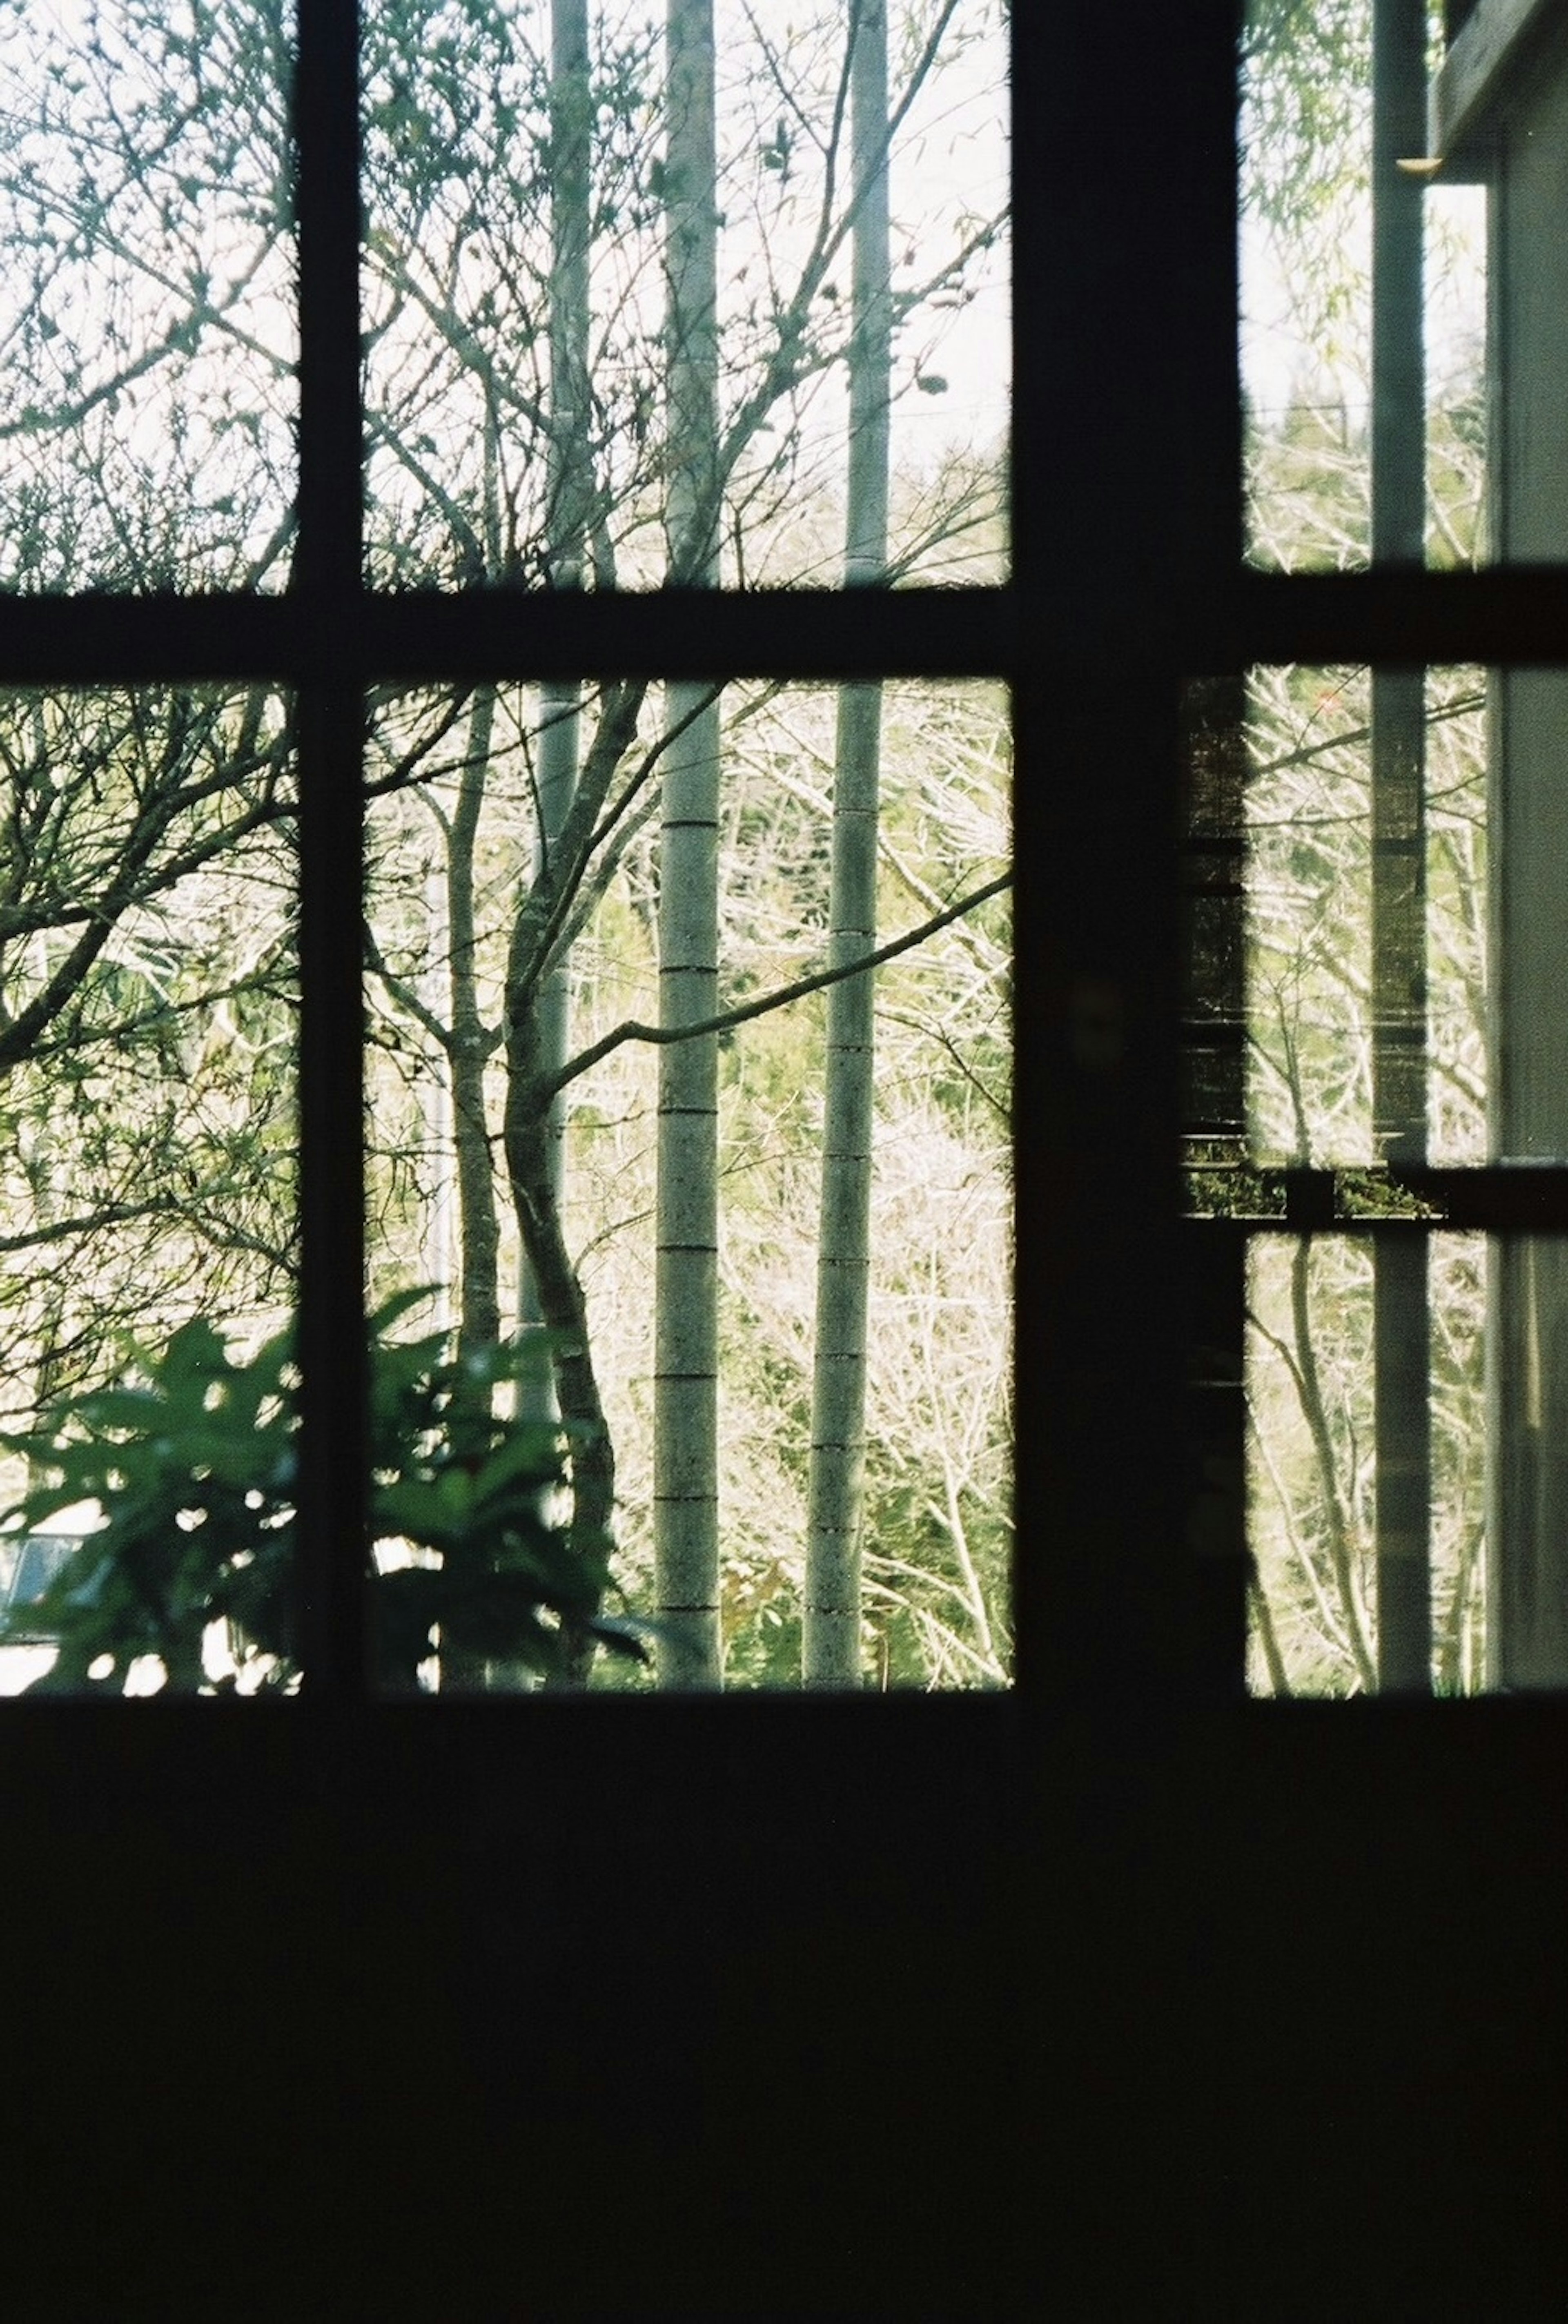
[7,2,1564,1709]
[4,20,1564,2315]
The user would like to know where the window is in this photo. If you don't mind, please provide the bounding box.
[0,0,1012,1695]
[1184,0,1568,1696]
[16,3,1568,1709]
[4,16,1564,2317]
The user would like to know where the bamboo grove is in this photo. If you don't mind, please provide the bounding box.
[0,0,1011,1691]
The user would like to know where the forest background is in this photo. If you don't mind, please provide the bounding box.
[0,0,1012,1692]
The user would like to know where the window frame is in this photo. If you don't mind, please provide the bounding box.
[9,2,1564,1709]
[4,16,1565,2315]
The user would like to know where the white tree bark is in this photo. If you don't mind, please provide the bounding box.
[655,0,724,1687]
[804,0,891,1687]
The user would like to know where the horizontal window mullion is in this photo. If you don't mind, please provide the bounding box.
[21,572,1568,685]
[0,588,1019,686]
[1211,570,1568,668]
[1187,1168,1568,1233]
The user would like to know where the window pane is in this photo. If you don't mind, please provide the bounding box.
[0,2,297,593]
[0,686,298,1693]
[1245,1229,1485,1696]
[363,675,1011,1690]
[1185,664,1568,1694]
[1240,1223,1568,1696]
[1240,2,1485,570]
[1185,666,1486,1168]
[362,1,1009,590]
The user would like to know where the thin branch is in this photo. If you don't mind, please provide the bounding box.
[1246,1375,1354,1662]
[1247,1564,1292,1696]
[544,869,1011,1098]
[1248,689,1484,782]
[364,924,456,1057]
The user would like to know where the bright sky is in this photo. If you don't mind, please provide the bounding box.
[1242,184,1485,428]
[4,0,1008,595]
[16,0,1009,481]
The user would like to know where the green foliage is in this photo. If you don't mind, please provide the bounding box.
[0,1293,646,1695]
[0,1315,296,1693]
[1242,0,1370,240]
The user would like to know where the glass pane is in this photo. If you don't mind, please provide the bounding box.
[0,687,298,1693]
[1240,2,1485,569]
[1245,1230,1485,1696]
[363,0,1009,589]
[0,2,297,593]
[1185,664,1568,1693]
[1490,1233,1568,1687]
[1183,666,1487,1168]
[363,675,1012,1690]
[1493,672,1568,1160]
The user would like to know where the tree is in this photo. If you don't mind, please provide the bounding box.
[519,0,592,1402]
[0,686,297,1404]
[654,0,724,1687]
[804,0,891,1687]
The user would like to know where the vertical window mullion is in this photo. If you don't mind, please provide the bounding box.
[1182,676,1252,1700]
[294,0,364,607]
[293,0,368,1698]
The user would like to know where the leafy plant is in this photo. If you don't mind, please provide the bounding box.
[0,1292,646,1693]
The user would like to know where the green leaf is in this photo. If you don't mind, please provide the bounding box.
[470,1424,562,1497]
[70,1387,167,1435]
[0,1299,604,1695]
[368,1285,445,1341]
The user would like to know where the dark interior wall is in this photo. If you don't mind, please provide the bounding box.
[4,1701,1563,2316]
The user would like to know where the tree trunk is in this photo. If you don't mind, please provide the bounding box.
[655,0,723,1687]
[457,0,593,1686]
[498,673,648,1681]
[504,1028,616,1567]
[432,685,508,1692]
[803,0,891,1688]
[517,0,592,1422]
[449,684,502,1359]
[428,684,504,1691]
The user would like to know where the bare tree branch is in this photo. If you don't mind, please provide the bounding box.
[545,868,1010,1098]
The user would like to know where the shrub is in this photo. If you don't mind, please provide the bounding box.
[0,1292,645,1693]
